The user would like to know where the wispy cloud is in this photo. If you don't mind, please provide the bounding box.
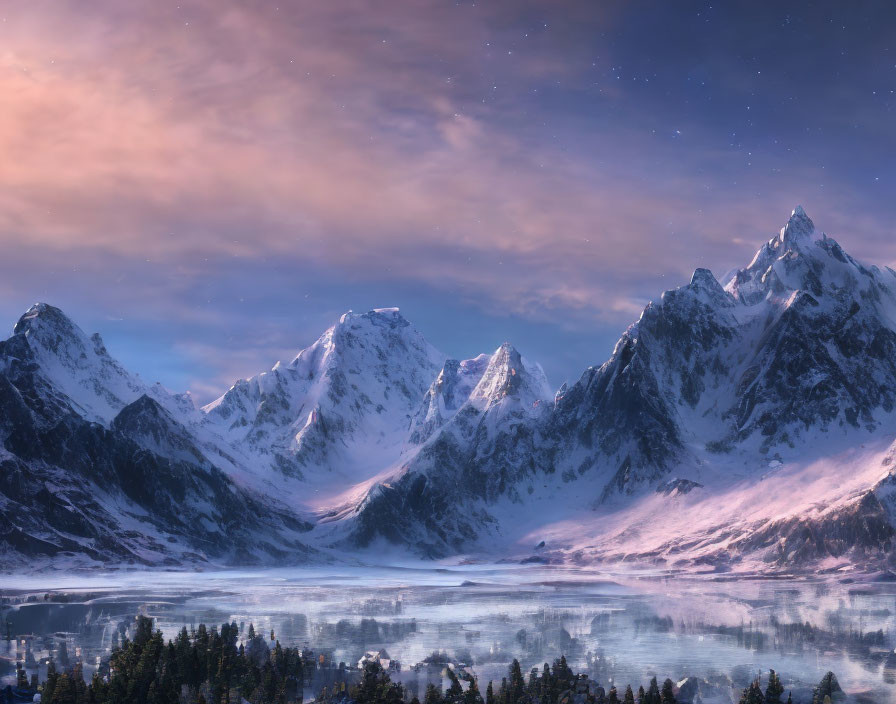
[1,1,894,400]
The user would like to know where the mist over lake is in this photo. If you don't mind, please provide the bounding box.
[4,565,895,702]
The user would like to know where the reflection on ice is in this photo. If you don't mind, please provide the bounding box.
[2,564,895,701]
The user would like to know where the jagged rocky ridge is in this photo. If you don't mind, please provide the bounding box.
[341,208,896,566]
[343,343,554,557]
[0,304,313,567]
[5,207,896,571]
[202,308,443,484]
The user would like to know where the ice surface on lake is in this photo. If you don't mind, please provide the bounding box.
[3,564,895,701]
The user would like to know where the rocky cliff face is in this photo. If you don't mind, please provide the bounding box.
[0,305,314,568]
[5,208,896,572]
[344,343,553,556]
[339,207,896,566]
[202,308,443,490]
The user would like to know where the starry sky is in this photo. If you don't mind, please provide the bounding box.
[1,1,894,401]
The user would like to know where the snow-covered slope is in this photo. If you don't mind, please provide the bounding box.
[717,206,896,449]
[337,207,896,571]
[5,303,192,425]
[201,308,444,506]
[5,206,896,573]
[0,305,314,568]
[409,354,491,444]
[549,208,896,494]
[337,343,554,556]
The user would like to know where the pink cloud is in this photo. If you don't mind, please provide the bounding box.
[0,0,893,342]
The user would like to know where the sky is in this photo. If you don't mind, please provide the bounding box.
[1,1,894,402]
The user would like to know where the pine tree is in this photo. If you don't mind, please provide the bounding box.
[466,676,484,704]
[552,656,574,695]
[643,677,660,704]
[24,616,843,704]
[134,615,154,650]
[765,670,784,704]
[446,667,464,704]
[44,660,58,703]
[660,678,676,704]
[540,664,551,700]
[50,672,78,704]
[57,640,70,668]
[812,672,841,704]
[509,660,525,704]
[498,677,509,704]
[738,681,765,704]
[425,682,443,704]
[527,668,538,699]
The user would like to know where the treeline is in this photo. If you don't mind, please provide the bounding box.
[325,659,798,704]
[19,617,845,704]
[326,657,685,704]
[38,615,306,704]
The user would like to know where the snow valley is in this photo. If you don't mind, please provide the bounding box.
[4,207,896,574]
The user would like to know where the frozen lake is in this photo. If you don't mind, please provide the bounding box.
[2,563,895,701]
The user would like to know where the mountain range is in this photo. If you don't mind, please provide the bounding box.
[3,206,896,574]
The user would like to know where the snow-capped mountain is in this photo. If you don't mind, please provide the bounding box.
[545,205,896,499]
[0,304,313,568]
[341,343,554,556]
[6,303,191,425]
[339,206,896,569]
[409,354,491,445]
[201,308,444,506]
[5,207,896,573]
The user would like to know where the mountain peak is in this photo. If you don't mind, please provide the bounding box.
[111,394,171,433]
[13,302,107,360]
[468,342,552,411]
[408,354,491,443]
[281,307,424,375]
[690,267,714,285]
[725,206,834,304]
[680,267,734,309]
[779,205,816,245]
[338,307,408,328]
[6,303,153,424]
[14,302,79,338]
[496,340,518,355]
